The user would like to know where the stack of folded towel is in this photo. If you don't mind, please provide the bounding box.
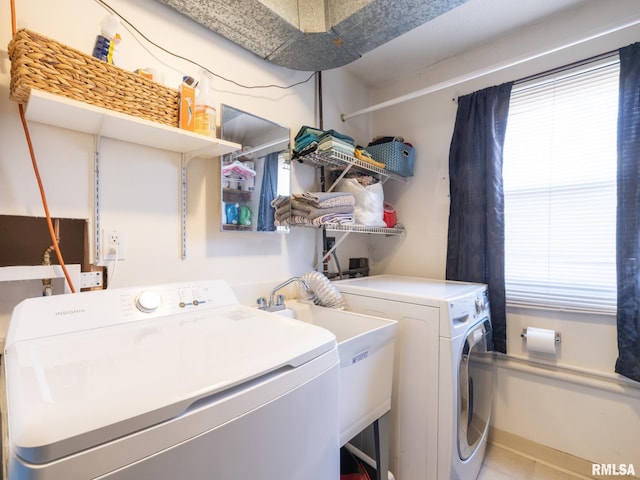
[293,125,324,158]
[316,130,356,156]
[221,160,256,178]
[273,191,356,226]
[272,196,291,226]
[293,126,356,158]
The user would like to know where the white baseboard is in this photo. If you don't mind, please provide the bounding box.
[489,427,639,479]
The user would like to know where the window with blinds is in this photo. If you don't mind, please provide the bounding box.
[503,57,619,314]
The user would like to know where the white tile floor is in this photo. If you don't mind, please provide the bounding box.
[479,443,591,480]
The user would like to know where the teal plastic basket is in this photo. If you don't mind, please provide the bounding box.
[365,141,414,177]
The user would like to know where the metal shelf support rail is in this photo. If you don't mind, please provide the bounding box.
[93,134,102,265]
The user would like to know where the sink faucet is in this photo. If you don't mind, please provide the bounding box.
[257,276,316,312]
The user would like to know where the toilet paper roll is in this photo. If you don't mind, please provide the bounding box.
[525,327,558,354]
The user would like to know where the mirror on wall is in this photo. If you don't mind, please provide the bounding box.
[220,105,290,233]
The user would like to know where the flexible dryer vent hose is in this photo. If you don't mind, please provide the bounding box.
[302,271,345,309]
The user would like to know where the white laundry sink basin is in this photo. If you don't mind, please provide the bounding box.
[285,300,397,446]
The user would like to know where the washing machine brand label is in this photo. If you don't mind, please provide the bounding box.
[55,308,86,316]
[352,350,369,364]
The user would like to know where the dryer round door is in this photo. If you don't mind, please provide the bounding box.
[458,318,494,460]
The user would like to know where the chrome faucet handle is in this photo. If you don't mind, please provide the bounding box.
[256,297,267,309]
[275,294,286,306]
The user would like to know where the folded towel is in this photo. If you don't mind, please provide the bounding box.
[302,204,354,220]
[294,133,319,152]
[275,209,292,222]
[271,195,290,208]
[295,125,325,142]
[280,213,354,226]
[288,216,307,226]
[290,198,353,218]
[318,129,355,146]
[293,141,318,159]
[355,148,386,168]
[311,213,354,225]
[317,138,355,156]
[318,136,355,149]
[294,192,356,208]
[289,208,310,219]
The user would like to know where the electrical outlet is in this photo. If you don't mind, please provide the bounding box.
[103,229,126,261]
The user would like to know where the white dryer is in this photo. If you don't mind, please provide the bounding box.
[3,280,340,480]
[334,275,494,480]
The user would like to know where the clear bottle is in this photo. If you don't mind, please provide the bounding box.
[194,71,216,137]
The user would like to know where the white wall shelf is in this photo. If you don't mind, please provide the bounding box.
[21,89,241,261]
[24,90,240,157]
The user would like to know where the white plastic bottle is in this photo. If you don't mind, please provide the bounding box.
[194,71,216,137]
[92,14,119,63]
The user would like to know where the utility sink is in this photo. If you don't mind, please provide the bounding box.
[285,300,397,446]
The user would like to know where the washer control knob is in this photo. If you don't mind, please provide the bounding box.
[136,290,161,313]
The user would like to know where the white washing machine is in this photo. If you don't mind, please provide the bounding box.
[334,275,494,480]
[2,280,340,480]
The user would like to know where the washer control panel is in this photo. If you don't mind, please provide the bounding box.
[7,280,240,346]
[122,281,234,319]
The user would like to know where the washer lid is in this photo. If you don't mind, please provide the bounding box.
[5,304,335,465]
[334,275,485,305]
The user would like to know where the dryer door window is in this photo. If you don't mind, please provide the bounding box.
[458,319,494,460]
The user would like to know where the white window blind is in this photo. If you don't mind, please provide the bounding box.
[503,58,619,314]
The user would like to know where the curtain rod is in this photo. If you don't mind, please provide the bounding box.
[341,16,640,121]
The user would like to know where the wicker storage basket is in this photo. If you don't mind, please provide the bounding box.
[366,140,415,177]
[8,29,179,127]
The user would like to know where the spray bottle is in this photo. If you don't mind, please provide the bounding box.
[93,14,120,64]
[194,70,216,137]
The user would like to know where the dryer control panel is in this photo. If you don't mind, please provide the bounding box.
[446,287,490,340]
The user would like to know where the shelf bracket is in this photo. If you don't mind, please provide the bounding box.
[326,163,355,193]
[314,229,352,271]
[93,134,103,264]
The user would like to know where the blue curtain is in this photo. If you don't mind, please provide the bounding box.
[257,152,279,231]
[446,83,513,354]
[615,42,640,382]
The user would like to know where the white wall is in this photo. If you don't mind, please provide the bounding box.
[0,0,371,320]
[364,0,640,467]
